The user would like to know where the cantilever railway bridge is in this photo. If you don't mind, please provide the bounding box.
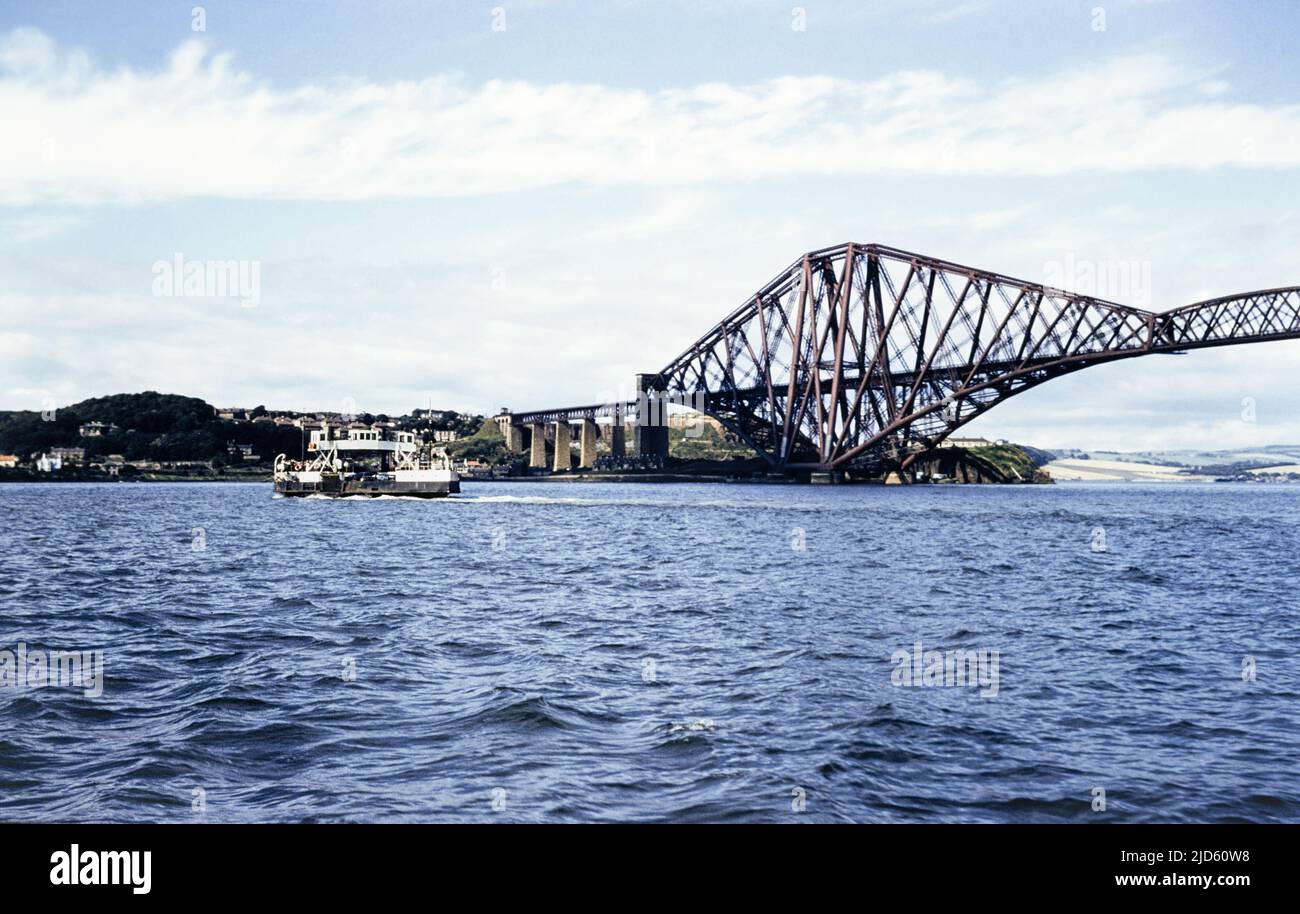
[499,243,1300,476]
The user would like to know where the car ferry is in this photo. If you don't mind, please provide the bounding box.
[273,422,459,498]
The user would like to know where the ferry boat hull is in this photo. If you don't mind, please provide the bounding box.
[273,474,460,498]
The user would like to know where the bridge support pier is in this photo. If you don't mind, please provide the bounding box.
[528,423,547,469]
[578,419,597,469]
[634,373,669,461]
[552,421,572,471]
[607,421,625,459]
[504,424,524,454]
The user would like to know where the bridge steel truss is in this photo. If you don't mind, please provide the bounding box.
[651,243,1300,473]
[508,401,631,425]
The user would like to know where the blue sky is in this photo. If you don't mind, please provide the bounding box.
[3,0,1300,450]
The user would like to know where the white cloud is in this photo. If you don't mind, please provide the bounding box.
[3,29,1300,205]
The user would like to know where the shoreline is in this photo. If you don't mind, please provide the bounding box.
[0,472,792,485]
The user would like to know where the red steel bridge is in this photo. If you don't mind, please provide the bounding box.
[501,243,1300,475]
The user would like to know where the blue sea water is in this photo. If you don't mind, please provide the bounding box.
[1,480,1297,823]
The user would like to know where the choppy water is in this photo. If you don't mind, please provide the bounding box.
[1,480,1298,823]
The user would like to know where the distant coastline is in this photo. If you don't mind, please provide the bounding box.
[1043,451,1300,484]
